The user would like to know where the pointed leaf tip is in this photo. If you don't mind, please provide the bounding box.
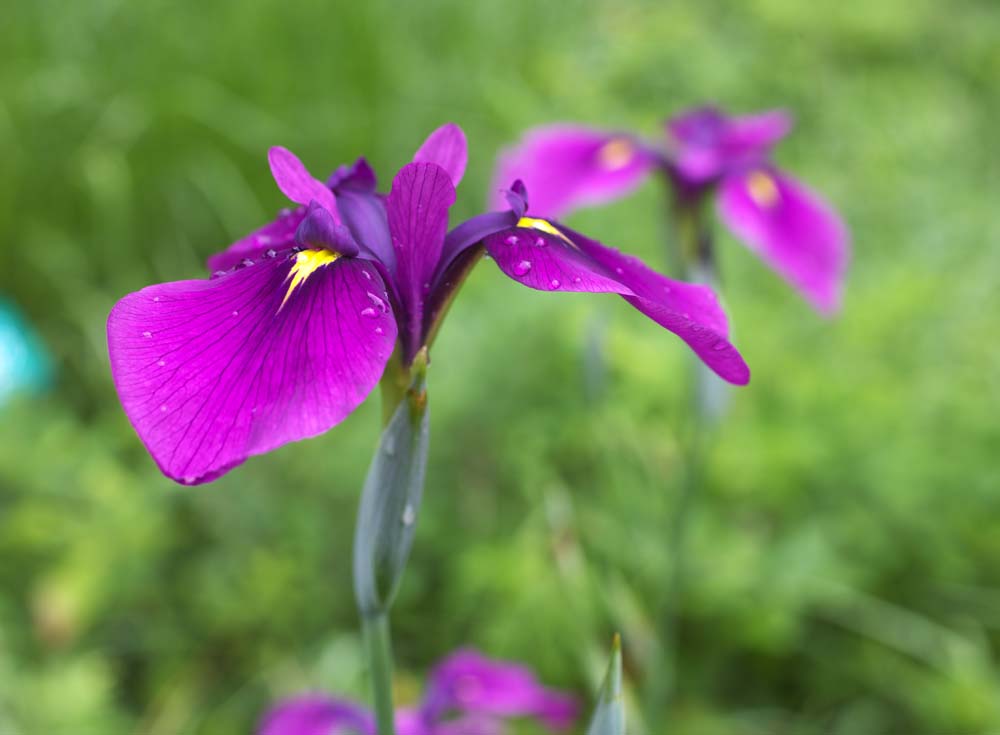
[586,635,626,735]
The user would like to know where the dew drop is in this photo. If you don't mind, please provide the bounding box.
[534,237,547,247]
[214,270,227,277]
[157,359,166,367]
[242,258,254,267]
[258,235,273,245]
[142,331,152,339]
[505,235,519,246]
[513,260,532,276]
[615,267,624,275]
[232,310,239,317]
[265,249,277,258]
[159,404,168,412]
[361,307,377,318]
[375,326,384,335]
[366,292,388,313]
[573,277,582,284]
[549,278,561,289]
[153,296,160,302]
[402,503,416,526]
[362,270,373,280]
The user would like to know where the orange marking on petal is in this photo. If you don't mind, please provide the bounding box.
[747,170,781,209]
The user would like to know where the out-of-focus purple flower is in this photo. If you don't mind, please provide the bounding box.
[257,650,579,735]
[492,106,850,314]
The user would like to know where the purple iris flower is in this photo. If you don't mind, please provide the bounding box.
[258,649,578,735]
[491,106,850,314]
[107,123,748,485]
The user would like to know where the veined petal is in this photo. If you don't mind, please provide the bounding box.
[107,255,397,485]
[268,146,340,216]
[412,123,468,187]
[718,167,849,314]
[490,126,656,218]
[258,695,375,735]
[422,650,578,731]
[387,162,456,360]
[207,207,305,274]
[485,219,750,385]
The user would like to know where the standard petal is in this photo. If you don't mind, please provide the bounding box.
[484,220,750,385]
[666,106,791,185]
[107,255,397,484]
[386,162,456,359]
[206,207,305,274]
[422,650,578,731]
[412,123,468,187]
[718,168,849,314]
[490,126,656,218]
[258,695,375,735]
[268,146,339,216]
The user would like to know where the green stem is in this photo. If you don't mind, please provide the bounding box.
[362,611,396,735]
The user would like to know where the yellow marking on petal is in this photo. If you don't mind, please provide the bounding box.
[747,170,781,209]
[597,137,635,171]
[516,216,574,245]
[281,249,339,309]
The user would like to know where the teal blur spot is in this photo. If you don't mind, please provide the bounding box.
[0,297,53,407]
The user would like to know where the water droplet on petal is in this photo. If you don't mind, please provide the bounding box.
[513,260,532,276]
[157,359,166,367]
[549,278,561,289]
[258,235,273,245]
[573,277,582,284]
[362,270,373,280]
[505,235,519,246]
[142,331,152,339]
[265,249,277,258]
[160,404,168,412]
[242,258,255,267]
[534,237,547,247]
[615,267,624,275]
[361,307,377,318]
[153,296,160,302]
[366,292,388,313]
[402,504,416,526]
[375,326,384,335]
[232,310,239,317]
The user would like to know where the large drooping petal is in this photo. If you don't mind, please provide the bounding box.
[421,650,578,731]
[207,207,306,274]
[268,146,340,216]
[412,123,468,187]
[258,695,375,735]
[718,167,849,314]
[666,107,792,185]
[484,219,750,385]
[490,126,656,218]
[107,253,397,484]
[386,162,456,360]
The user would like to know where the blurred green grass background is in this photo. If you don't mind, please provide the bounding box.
[2,0,1000,733]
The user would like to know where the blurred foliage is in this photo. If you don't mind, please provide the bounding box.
[2,0,1000,733]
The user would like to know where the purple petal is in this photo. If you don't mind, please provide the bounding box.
[297,201,361,256]
[207,207,305,273]
[717,168,849,315]
[268,146,340,216]
[666,106,792,185]
[412,123,468,187]
[258,695,375,735]
[328,157,378,192]
[422,649,579,731]
[107,255,397,484]
[386,162,456,360]
[490,126,656,218]
[334,189,395,273]
[484,220,750,385]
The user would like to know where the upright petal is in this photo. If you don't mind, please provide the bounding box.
[107,255,397,484]
[268,146,340,216]
[412,123,468,187]
[718,167,849,314]
[258,695,375,735]
[666,107,791,185]
[490,126,656,218]
[484,219,750,385]
[422,650,578,731]
[386,162,456,360]
[206,207,305,273]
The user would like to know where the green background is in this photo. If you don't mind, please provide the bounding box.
[2,0,999,733]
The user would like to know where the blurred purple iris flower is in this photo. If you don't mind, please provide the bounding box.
[492,106,850,314]
[258,649,578,735]
[107,123,749,485]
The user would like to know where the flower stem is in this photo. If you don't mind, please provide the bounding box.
[362,611,396,735]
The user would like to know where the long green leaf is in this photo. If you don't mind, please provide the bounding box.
[586,635,625,735]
